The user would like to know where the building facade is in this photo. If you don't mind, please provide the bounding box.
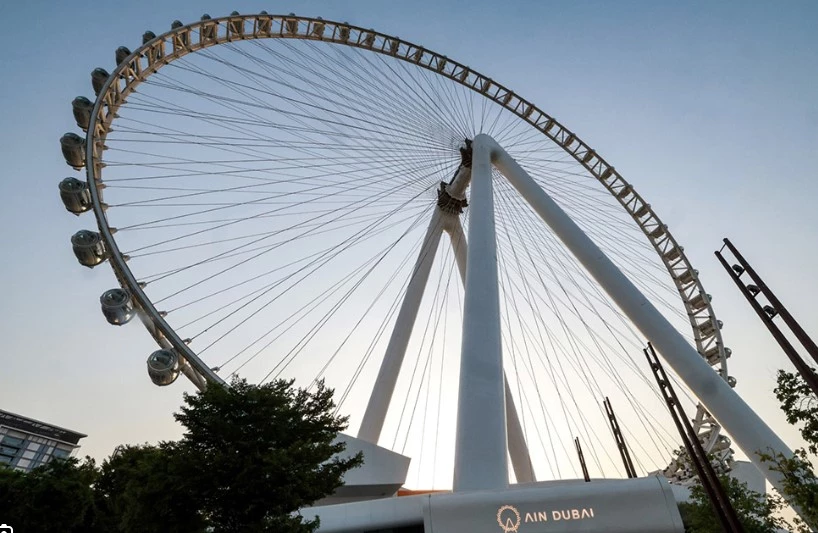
[0,410,86,472]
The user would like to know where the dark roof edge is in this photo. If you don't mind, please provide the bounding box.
[0,409,87,444]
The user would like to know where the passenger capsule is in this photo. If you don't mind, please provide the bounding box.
[201,14,217,40]
[147,349,181,386]
[677,268,698,285]
[91,68,109,96]
[142,30,156,44]
[71,230,106,267]
[616,184,632,200]
[229,11,243,36]
[115,46,131,65]
[72,96,93,131]
[312,17,325,38]
[60,133,85,169]
[171,20,189,47]
[258,11,272,34]
[634,203,651,218]
[664,246,683,262]
[59,177,92,215]
[648,224,667,239]
[697,319,723,338]
[704,345,732,365]
[339,22,350,42]
[100,288,135,325]
[689,292,712,310]
[286,13,298,34]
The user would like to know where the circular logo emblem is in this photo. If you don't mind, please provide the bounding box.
[497,505,521,533]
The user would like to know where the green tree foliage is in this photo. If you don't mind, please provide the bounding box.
[0,378,361,532]
[758,369,818,531]
[760,449,818,532]
[677,476,791,533]
[774,369,818,454]
[94,444,206,533]
[0,457,99,532]
[174,377,363,532]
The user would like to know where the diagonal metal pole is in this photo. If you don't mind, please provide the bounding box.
[603,396,637,478]
[722,238,818,368]
[575,437,591,482]
[715,248,818,397]
[645,342,745,533]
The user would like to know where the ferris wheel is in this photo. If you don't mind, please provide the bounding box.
[59,12,785,489]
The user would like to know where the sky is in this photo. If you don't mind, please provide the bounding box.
[0,0,817,489]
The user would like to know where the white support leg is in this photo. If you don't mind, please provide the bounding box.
[453,136,509,491]
[504,378,536,483]
[357,209,445,444]
[444,215,468,285]
[445,216,535,484]
[480,133,795,495]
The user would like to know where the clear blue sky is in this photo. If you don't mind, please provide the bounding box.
[1,0,816,486]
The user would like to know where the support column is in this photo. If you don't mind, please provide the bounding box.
[504,378,536,483]
[482,133,795,496]
[453,136,508,491]
[444,215,467,285]
[358,209,444,443]
[445,216,535,484]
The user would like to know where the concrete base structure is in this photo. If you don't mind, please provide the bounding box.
[316,436,768,532]
[315,434,411,506]
[309,473,685,533]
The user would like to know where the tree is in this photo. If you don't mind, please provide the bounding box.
[758,369,818,532]
[759,449,818,532]
[677,476,791,533]
[94,444,207,533]
[774,369,818,454]
[173,377,363,532]
[0,378,360,532]
[0,457,99,533]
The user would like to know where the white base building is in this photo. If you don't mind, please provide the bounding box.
[301,435,766,533]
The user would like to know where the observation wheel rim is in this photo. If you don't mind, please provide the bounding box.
[82,12,731,464]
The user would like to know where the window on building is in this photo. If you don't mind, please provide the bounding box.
[2,436,25,447]
[52,448,71,460]
[0,445,19,458]
[0,435,25,465]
